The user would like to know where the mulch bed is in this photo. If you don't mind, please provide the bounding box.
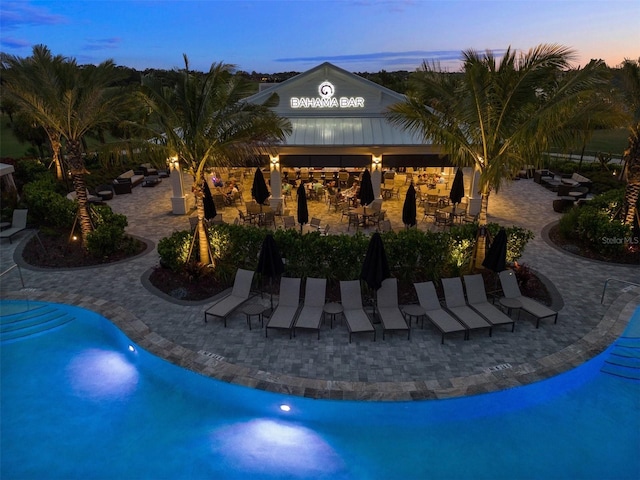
[21,229,146,268]
[548,224,639,265]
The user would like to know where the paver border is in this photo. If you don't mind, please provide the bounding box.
[3,286,637,401]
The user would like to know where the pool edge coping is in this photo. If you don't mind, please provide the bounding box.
[3,287,638,401]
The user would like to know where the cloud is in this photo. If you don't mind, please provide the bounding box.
[83,37,122,51]
[0,36,31,49]
[275,50,463,64]
[274,49,510,71]
[0,1,67,30]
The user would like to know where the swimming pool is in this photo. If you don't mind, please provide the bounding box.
[1,300,638,479]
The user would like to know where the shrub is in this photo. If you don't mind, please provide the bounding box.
[557,189,631,256]
[22,179,75,228]
[157,221,534,290]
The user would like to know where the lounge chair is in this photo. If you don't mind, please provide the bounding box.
[293,277,326,339]
[376,278,410,340]
[463,274,515,333]
[442,277,492,339]
[413,281,467,343]
[266,277,302,338]
[0,209,28,244]
[204,269,255,326]
[339,280,376,343]
[499,270,558,328]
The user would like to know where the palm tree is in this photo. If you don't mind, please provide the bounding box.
[388,44,610,265]
[2,45,130,243]
[3,46,128,247]
[618,58,640,228]
[137,56,291,266]
[1,45,67,180]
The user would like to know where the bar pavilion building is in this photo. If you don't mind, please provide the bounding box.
[244,62,480,214]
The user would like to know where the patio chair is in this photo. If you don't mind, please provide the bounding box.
[266,277,302,338]
[204,269,255,327]
[434,211,451,229]
[463,274,515,333]
[347,212,361,231]
[318,224,330,236]
[0,209,28,244]
[499,270,558,328]
[376,278,410,340]
[442,277,492,339]
[309,217,322,231]
[339,280,376,343]
[293,277,326,339]
[379,219,393,233]
[281,215,296,229]
[413,281,467,344]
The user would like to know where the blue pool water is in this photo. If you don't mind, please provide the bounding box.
[1,300,639,479]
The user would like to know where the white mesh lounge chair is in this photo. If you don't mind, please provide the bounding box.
[414,281,467,343]
[376,278,410,340]
[499,270,558,328]
[265,277,302,338]
[0,209,28,244]
[463,274,515,333]
[442,277,492,339]
[204,269,255,327]
[339,280,376,343]
[293,278,326,339]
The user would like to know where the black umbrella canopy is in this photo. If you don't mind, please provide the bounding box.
[257,234,285,279]
[402,183,417,227]
[202,181,217,220]
[358,169,375,207]
[449,168,465,206]
[360,232,390,291]
[251,168,270,206]
[296,183,309,231]
[257,233,284,311]
[482,227,508,272]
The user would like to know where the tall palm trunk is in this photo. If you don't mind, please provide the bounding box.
[474,188,491,269]
[622,123,640,226]
[66,138,92,243]
[192,173,214,266]
[45,127,64,180]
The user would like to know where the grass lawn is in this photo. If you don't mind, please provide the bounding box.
[0,115,32,158]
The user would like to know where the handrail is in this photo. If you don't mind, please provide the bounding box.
[601,278,640,304]
[0,263,25,289]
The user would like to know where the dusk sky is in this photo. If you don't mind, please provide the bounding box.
[1,0,638,74]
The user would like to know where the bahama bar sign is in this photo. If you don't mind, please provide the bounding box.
[290,81,365,109]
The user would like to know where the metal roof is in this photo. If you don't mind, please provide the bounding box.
[285,117,426,147]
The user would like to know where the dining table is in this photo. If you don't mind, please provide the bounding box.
[352,206,377,227]
[438,205,465,224]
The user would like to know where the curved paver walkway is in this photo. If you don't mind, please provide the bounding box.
[2,174,638,400]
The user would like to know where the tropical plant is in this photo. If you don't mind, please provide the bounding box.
[1,46,66,180]
[1,45,131,244]
[137,56,291,266]
[387,44,612,265]
[618,58,640,228]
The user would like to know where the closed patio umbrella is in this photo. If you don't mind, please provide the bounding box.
[482,227,508,273]
[358,169,375,207]
[402,183,417,228]
[296,183,308,233]
[257,233,285,311]
[449,168,465,213]
[360,232,390,291]
[202,181,217,221]
[251,168,270,206]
